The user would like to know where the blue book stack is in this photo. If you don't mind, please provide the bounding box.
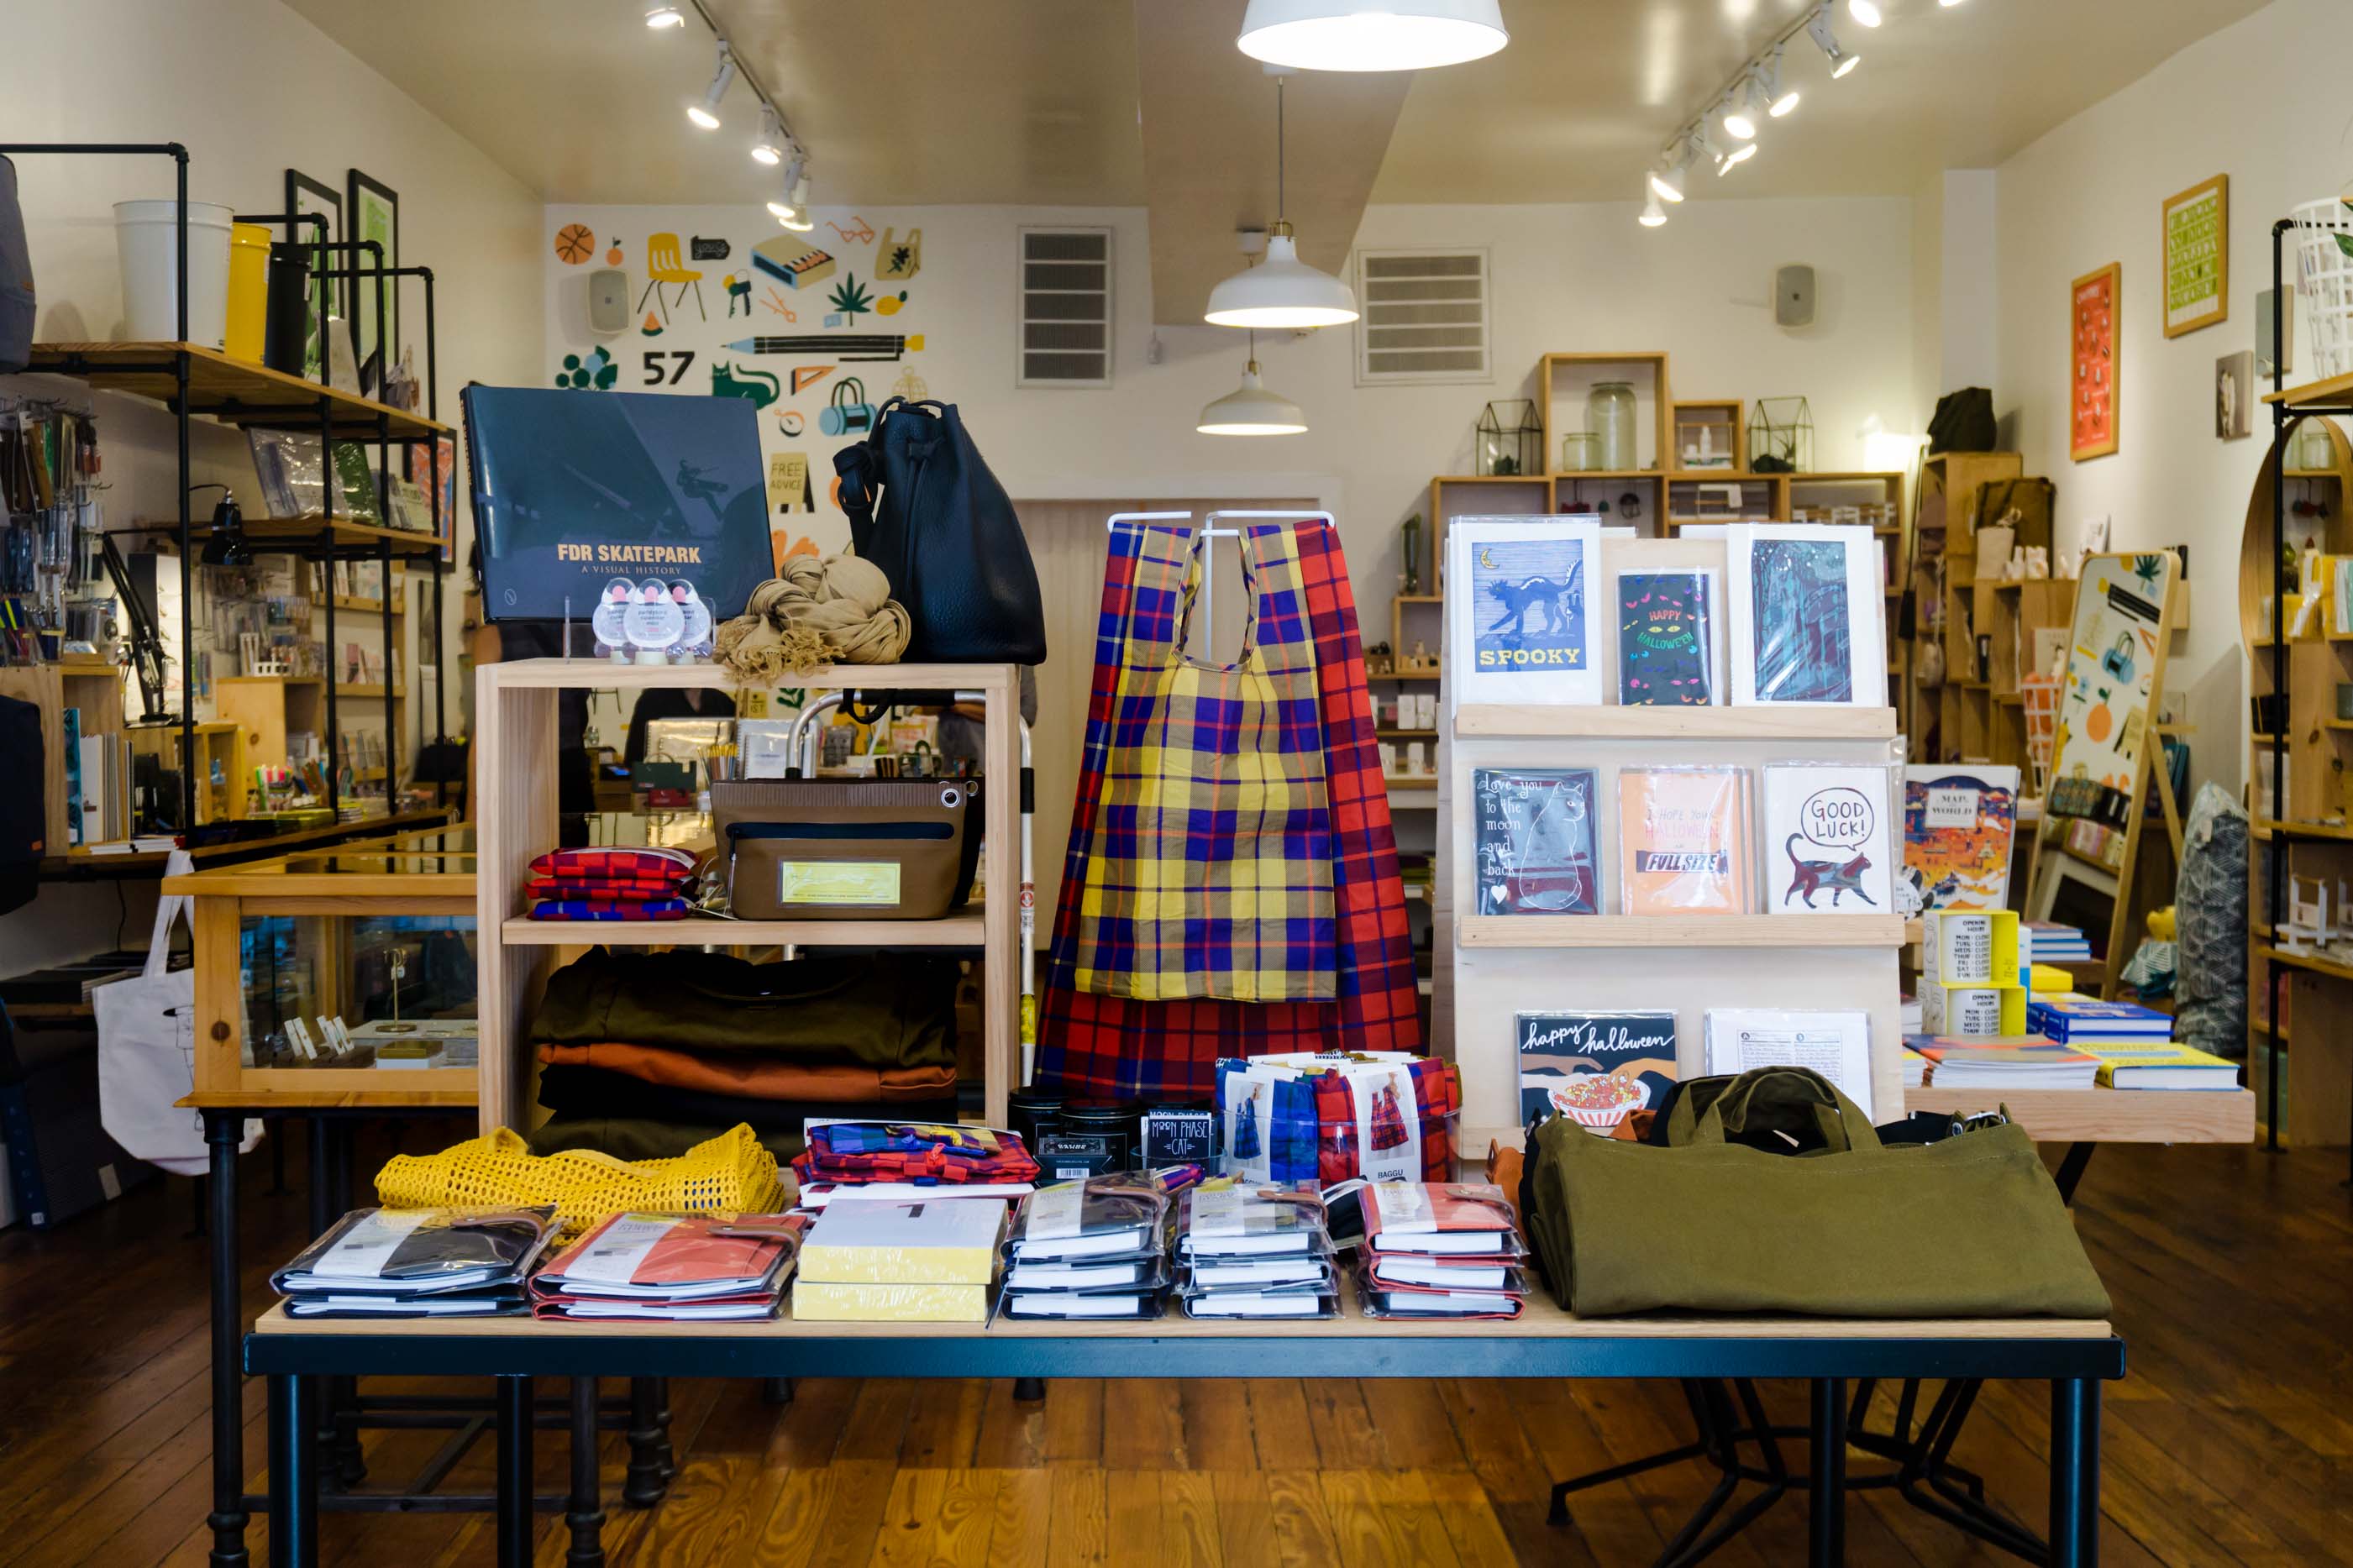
[2024,921,2093,962]
[2025,995,2173,1043]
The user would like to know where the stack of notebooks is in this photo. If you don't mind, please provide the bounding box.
[995,1176,1170,1321]
[272,1207,555,1318]
[2024,921,2094,963]
[531,1212,806,1321]
[2026,994,2174,1046]
[792,1198,1005,1322]
[1175,1188,1338,1319]
[2076,1043,2241,1091]
[1354,1182,1530,1319]
[1908,1035,2099,1089]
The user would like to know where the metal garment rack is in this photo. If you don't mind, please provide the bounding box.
[2261,214,2353,1176]
[0,142,454,842]
[1103,508,1336,642]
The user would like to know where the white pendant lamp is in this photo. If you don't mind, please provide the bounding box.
[1204,77,1359,329]
[1237,0,1508,72]
[1199,339,1308,436]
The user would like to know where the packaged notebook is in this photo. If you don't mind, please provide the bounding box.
[1360,1183,1521,1256]
[1615,569,1720,706]
[1176,1187,1330,1259]
[1763,763,1893,915]
[1473,767,1601,915]
[1516,1010,1679,1132]
[530,1212,803,1319]
[1004,1177,1169,1263]
[1618,766,1752,915]
[272,1207,557,1298]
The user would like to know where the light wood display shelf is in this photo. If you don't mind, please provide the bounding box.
[27,341,449,441]
[1905,1087,2256,1144]
[2261,369,2353,410]
[254,1292,2110,1342]
[1461,915,1904,949]
[476,658,1024,1132]
[1453,705,1896,740]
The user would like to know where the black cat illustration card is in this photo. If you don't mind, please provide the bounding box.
[1615,569,1720,706]
[1446,518,1603,707]
[1763,763,1893,915]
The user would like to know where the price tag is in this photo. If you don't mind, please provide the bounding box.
[1190,1188,1244,1238]
[312,1210,430,1277]
[1023,1183,1086,1241]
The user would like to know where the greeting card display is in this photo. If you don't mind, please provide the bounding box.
[1615,569,1720,706]
[1616,765,1751,915]
[1763,763,1893,914]
[1473,768,1600,915]
[1725,524,1884,706]
[1447,519,1603,705]
[1516,1010,1679,1132]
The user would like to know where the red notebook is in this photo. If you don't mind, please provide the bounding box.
[531,1212,806,1307]
[1361,1183,1521,1256]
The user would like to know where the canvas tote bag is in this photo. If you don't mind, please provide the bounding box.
[92,852,260,1176]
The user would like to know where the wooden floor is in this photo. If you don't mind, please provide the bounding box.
[0,1135,2346,1565]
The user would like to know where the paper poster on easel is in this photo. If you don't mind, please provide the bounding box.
[2046,553,2176,830]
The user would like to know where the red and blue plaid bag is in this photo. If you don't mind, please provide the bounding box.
[528,899,691,921]
[525,876,692,900]
[1036,518,1421,1099]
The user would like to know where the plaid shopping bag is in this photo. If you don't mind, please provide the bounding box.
[1066,523,1336,1003]
[1037,518,1422,1099]
[1215,1057,1460,1183]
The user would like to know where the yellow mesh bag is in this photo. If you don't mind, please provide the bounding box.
[375,1124,786,1240]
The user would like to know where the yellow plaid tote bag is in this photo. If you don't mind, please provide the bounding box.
[1069,522,1336,1002]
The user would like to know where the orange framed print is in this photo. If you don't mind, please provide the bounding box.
[2161,174,2228,338]
[2070,263,2120,462]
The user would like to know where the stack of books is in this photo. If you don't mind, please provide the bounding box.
[271,1207,555,1318]
[2026,994,2174,1046]
[531,1212,806,1321]
[1354,1182,1531,1319]
[995,1176,1170,1321]
[1175,1188,1338,1319]
[2024,921,2094,964]
[1909,1035,2099,1089]
[792,1198,1004,1322]
[2077,1042,2242,1091]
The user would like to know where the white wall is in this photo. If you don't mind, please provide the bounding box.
[1994,0,2353,791]
[544,197,1918,618]
[0,0,542,969]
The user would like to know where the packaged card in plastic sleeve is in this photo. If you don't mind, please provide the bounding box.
[1617,765,1753,915]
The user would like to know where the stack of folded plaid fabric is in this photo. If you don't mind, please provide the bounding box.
[526,846,698,921]
[790,1120,1040,1191]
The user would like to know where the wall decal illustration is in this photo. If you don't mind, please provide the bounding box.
[768,452,813,516]
[826,216,875,245]
[638,233,707,323]
[892,370,929,400]
[724,272,753,317]
[760,286,798,320]
[790,364,835,394]
[712,360,781,407]
[874,290,909,317]
[554,222,596,265]
[606,238,625,265]
[722,333,923,362]
[775,411,806,437]
[876,227,921,281]
[827,275,874,320]
[554,348,618,391]
[818,377,877,437]
[752,239,835,289]
[640,310,664,338]
[690,235,732,260]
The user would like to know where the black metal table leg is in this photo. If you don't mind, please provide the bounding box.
[268,1374,318,1568]
[1013,1377,1045,1402]
[761,1377,795,1406]
[496,1376,535,1567]
[566,1377,606,1568]
[651,1377,675,1481]
[2049,1380,2100,1567]
[1809,1378,1846,1567]
[205,1111,250,1567]
[622,1377,665,1507]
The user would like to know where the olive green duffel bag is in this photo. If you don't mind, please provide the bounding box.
[1523,1067,2110,1319]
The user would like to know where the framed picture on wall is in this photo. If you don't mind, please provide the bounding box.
[2161,174,2227,338]
[347,170,400,391]
[283,169,339,383]
[2070,263,2120,462]
[2216,350,2254,441]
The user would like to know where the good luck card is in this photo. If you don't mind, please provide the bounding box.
[1763,763,1894,914]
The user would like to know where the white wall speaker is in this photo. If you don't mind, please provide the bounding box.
[587,269,630,335]
[1775,264,1816,328]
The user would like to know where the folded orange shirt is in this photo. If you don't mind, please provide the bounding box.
[534,1042,958,1104]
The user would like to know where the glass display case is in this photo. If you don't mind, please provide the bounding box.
[165,827,480,1108]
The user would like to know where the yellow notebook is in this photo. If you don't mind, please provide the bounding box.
[797,1200,1005,1285]
[2028,963,2073,994]
[792,1281,990,1323]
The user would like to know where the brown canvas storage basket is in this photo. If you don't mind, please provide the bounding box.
[712,779,975,920]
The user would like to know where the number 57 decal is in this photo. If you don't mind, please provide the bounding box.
[643,349,695,386]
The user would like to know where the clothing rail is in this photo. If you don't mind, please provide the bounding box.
[1103,509,1337,652]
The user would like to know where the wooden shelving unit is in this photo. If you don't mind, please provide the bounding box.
[474,658,1024,1132]
[1905,451,2023,761]
[25,341,449,442]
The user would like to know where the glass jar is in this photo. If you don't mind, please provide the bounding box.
[1560,432,1599,472]
[2298,417,2335,472]
[1588,380,1637,471]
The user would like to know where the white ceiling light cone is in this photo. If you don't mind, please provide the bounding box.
[1650,161,1685,203]
[1205,229,1358,328]
[686,43,735,129]
[1199,358,1308,436]
[1718,141,1757,175]
[1763,49,1801,117]
[1847,0,1883,26]
[1639,191,1667,228]
[643,3,684,29]
[1807,7,1861,76]
[751,107,784,165]
[1237,0,1508,72]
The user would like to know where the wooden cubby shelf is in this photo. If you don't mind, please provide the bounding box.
[1459,915,1906,949]
[1453,705,1895,740]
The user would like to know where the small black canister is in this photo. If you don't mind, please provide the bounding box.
[1008,1088,1064,1162]
[1036,1098,1141,1181]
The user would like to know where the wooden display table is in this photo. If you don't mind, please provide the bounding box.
[247,1298,2121,1568]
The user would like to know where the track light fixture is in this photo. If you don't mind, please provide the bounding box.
[779,174,814,231]
[1762,49,1800,118]
[1718,141,1757,175]
[1639,191,1668,228]
[751,106,784,165]
[686,40,734,129]
[1807,5,1861,76]
[643,3,684,28]
[1846,0,1883,25]
[1721,92,1757,143]
[1649,153,1687,204]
